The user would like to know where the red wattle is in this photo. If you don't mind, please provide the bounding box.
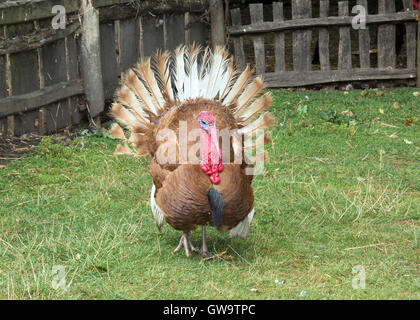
[210,173,220,184]
[199,115,223,184]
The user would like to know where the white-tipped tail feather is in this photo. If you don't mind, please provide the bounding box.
[150,184,165,231]
[229,208,255,239]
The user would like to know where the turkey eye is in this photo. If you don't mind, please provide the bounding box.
[200,120,208,126]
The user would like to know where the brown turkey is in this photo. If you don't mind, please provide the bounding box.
[109,45,274,258]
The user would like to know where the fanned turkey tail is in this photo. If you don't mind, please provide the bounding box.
[108,45,274,160]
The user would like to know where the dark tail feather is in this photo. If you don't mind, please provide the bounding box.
[208,187,224,229]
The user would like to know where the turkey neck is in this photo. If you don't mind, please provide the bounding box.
[200,126,223,184]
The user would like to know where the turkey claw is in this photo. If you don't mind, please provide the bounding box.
[173,232,198,258]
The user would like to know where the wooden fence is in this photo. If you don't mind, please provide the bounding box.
[0,0,209,136]
[228,0,419,88]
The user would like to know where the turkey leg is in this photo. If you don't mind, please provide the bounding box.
[173,232,198,258]
[199,226,213,259]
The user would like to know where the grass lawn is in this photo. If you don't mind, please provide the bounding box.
[0,88,419,299]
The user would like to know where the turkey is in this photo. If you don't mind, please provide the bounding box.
[109,45,274,258]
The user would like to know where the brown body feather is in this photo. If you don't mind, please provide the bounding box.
[148,98,253,232]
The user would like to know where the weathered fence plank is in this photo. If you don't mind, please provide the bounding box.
[0,80,83,118]
[185,12,191,45]
[0,0,209,26]
[165,14,186,51]
[119,18,139,73]
[7,22,40,136]
[273,2,285,72]
[99,22,118,100]
[9,51,40,95]
[8,23,39,96]
[263,68,417,88]
[140,15,164,59]
[250,3,265,74]
[42,36,70,133]
[186,13,208,46]
[209,0,226,47]
[0,55,6,98]
[418,2,420,87]
[230,8,245,70]
[66,33,82,127]
[357,0,371,69]
[0,22,80,55]
[319,0,330,70]
[34,20,46,136]
[81,0,105,126]
[0,0,79,26]
[228,11,418,35]
[292,0,312,72]
[378,0,396,69]
[1,33,9,135]
[338,1,352,70]
[402,0,417,69]
[66,35,79,81]
[43,40,67,86]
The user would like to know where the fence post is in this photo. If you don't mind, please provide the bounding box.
[209,0,226,48]
[80,0,104,127]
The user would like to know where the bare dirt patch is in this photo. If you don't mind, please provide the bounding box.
[0,133,42,167]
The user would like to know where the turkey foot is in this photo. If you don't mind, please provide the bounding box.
[173,232,198,258]
[199,226,213,259]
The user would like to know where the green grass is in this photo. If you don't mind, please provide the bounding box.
[0,88,419,299]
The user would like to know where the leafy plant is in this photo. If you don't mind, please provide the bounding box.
[320,108,356,126]
[79,128,112,139]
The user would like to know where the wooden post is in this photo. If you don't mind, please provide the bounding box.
[80,0,104,128]
[209,0,226,48]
